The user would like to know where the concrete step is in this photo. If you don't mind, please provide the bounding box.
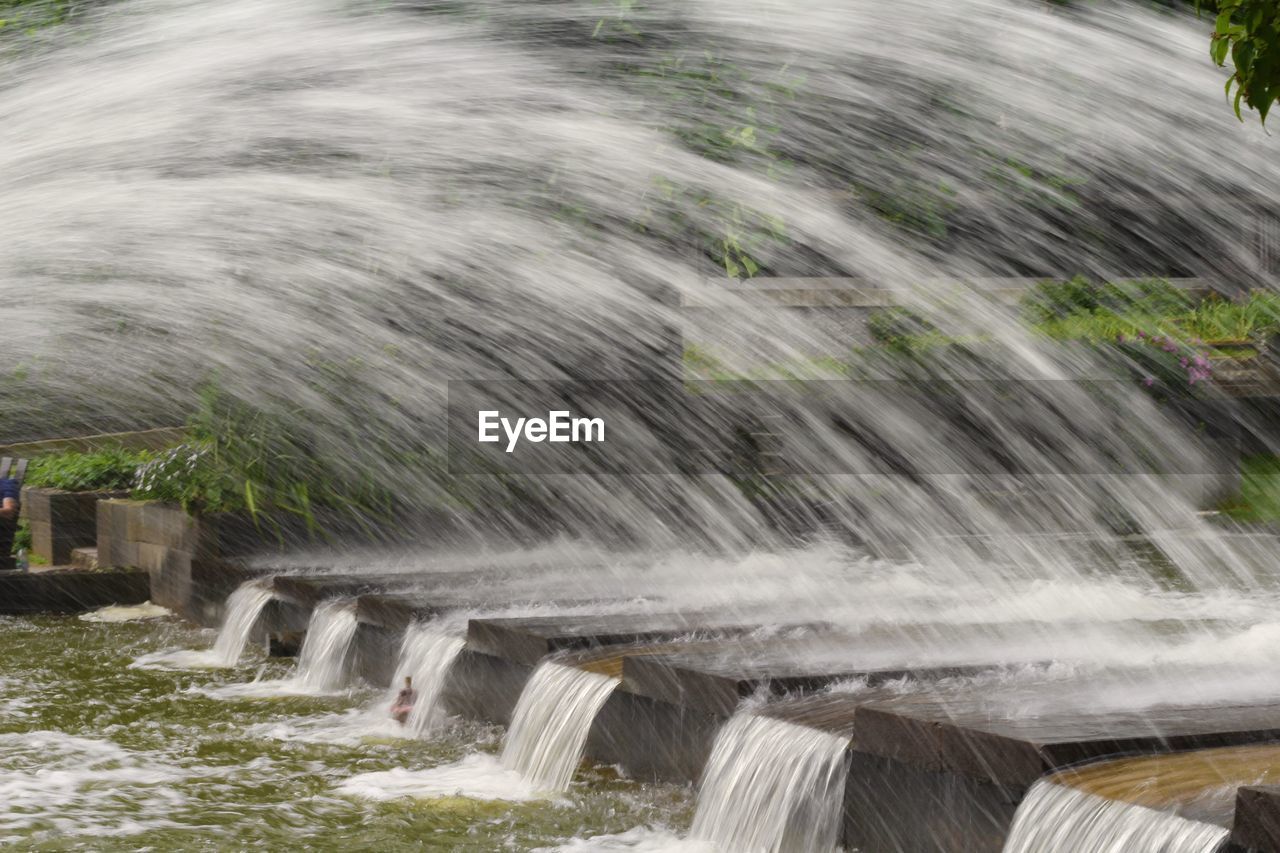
[465,612,762,667]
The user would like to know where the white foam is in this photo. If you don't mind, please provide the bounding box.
[0,731,185,840]
[246,706,406,746]
[336,753,542,802]
[78,601,173,623]
[542,827,717,852]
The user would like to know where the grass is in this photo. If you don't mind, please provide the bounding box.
[1028,281,1280,348]
[1219,455,1280,522]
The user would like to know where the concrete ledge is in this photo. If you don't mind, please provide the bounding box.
[623,648,990,718]
[465,613,751,667]
[1233,786,1280,851]
[0,569,149,614]
[852,698,1280,790]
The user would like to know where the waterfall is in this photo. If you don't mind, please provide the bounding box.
[500,661,619,792]
[688,713,851,853]
[291,600,359,692]
[208,580,274,667]
[1004,780,1230,853]
[391,622,467,736]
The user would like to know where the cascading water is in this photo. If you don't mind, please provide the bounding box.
[500,661,620,792]
[290,600,359,692]
[391,621,467,736]
[688,712,851,853]
[132,578,273,669]
[1004,780,1230,853]
[207,580,275,666]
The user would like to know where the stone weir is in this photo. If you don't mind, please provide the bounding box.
[412,611,815,783]
[350,591,582,686]
[434,614,1280,851]
[442,615,1021,784]
[179,565,1280,851]
[1235,785,1280,850]
[836,693,1280,852]
[259,570,530,655]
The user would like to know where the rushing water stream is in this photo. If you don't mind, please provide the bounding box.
[501,662,622,793]
[688,713,851,853]
[0,613,692,849]
[1004,781,1230,853]
[289,600,360,693]
[394,621,468,737]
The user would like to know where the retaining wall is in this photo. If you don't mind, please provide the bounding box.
[22,487,125,565]
[96,500,260,625]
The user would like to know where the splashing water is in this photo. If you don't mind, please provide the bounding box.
[688,713,851,853]
[206,581,274,665]
[3,0,1279,583]
[1004,780,1230,853]
[501,662,620,793]
[131,579,272,669]
[290,600,359,692]
[0,731,185,840]
[392,621,467,737]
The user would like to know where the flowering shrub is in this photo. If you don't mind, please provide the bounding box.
[1108,331,1215,394]
[131,441,244,514]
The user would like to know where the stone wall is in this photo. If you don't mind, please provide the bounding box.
[96,500,260,625]
[22,487,125,565]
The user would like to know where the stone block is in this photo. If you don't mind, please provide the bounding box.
[127,502,195,550]
[134,542,169,574]
[23,488,121,564]
[70,548,99,571]
[147,549,193,614]
[1233,786,1280,851]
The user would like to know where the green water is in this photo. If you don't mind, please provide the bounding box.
[0,614,692,850]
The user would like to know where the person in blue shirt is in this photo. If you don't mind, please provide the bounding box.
[0,478,18,571]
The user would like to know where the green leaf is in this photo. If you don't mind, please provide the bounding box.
[1213,36,1231,66]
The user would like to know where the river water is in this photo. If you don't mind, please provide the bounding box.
[0,613,690,849]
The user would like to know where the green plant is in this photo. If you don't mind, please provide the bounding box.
[130,383,403,540]
[1027,282,1280,345]
[867,308,940,347]
[24,446,152,492]
[131,441,242,514]
[1220,454,1280,520]
[1204,0,1280,122]
[10,518,29,555]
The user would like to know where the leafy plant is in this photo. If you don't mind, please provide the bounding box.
[1204,0,1280,123]
[1025,279,1280,346]
[130,383,402,540]
[10,518,30,554]
[867,308,941,348]
[132,441,242,514]
[24,446,152,492]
